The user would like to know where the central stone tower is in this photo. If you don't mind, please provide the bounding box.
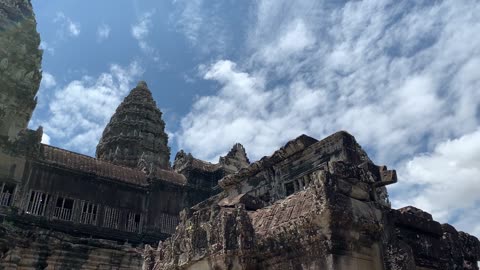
[96,81,171,170]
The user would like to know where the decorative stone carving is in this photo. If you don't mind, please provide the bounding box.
[96,81,171,170]
[219,143,250,173]
[145,131,480,270]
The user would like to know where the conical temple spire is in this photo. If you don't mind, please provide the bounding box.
[96,81,171,170]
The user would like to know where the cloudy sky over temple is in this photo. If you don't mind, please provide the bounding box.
[30,0,479,236]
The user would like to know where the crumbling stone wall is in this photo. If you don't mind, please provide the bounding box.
[0,215,143,270]
[145,132,480,270]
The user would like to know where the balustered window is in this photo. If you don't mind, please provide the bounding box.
[126,212,141,233]
[103,206,120,229]
[26,190,51,216]
[79,201,98,225]
[0,182,15,206]
[159,213,179,234]
[53,196,74,221]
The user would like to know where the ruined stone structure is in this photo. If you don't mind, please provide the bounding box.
[0,2,250,268]
[146,132,480,270]
[1,0,479,269]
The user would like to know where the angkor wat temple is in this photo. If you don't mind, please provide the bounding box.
[0,1,479,269]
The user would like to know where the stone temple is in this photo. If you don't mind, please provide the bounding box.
[0,1,478,269]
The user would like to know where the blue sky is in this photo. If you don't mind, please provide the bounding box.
[30,0,480,237]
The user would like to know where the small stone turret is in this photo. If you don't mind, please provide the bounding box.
[219,143,250,173]
[96,81,171,170]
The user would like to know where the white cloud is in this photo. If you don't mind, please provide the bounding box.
[39,41,55,55]
[176,0,480,236]
[40,72,56,89]
[394,129,480,236]
[41,133,51,145]
[39,62,143,155]
[54,12,81,37]
[131,11,157,56]
[97,24,111,42]
[257,19,315,64]
[170,0,233,54]
[171,0,203,44]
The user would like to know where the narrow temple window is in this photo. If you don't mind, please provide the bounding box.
[26,190,50,216]
[284,182,295,196]
[79,201,98,225]
[0,182,15,206]
[126,212,141,233]
[53,196,74,221]
[103,206,120,229]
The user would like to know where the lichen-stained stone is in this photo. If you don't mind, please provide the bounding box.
[145,131,480,270]
[0,219,143,270]
[96,81,171,170]
[0,0,42,140]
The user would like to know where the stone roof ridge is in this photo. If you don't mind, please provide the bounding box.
[42,143,99,161]
[148,167,188,186]
[219,134,318,189]
[40,143,149,186]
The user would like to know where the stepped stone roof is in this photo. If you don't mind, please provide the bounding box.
[96,81,171,170]
[41,144,148,186]
[40,144,187,187]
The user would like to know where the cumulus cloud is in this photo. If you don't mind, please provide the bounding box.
[395,129,480,230]
[97,24,111,42]
[41,133,51,145]
[176,0,480,235]
[39,62,143,155]
[40,72,56,89]
[54,12,81,37]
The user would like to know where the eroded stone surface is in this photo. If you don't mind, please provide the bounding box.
[1,1,479,270]
[96,81,171,170]
[0,217,143,269]
[146,132,480,270]
[0,0,42,141]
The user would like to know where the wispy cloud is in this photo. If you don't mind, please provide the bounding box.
[39,41,55,55]
[131,11,157,57]
[176,0,480,236]
[54,12,81,37]
[37,62,143,154]
[397,129,480,231]
[97,24,111,42]
[170,0,238,55]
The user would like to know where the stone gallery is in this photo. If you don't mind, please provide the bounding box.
[0,0,479,269]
